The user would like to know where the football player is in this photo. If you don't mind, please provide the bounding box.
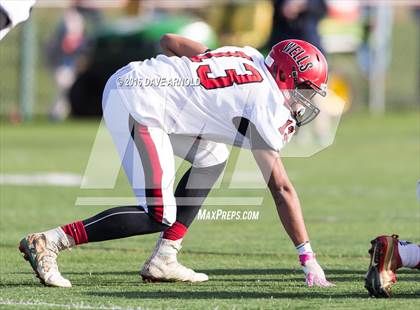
[365,182,420,297]
[365,235,420,298]
[19,34,334,288]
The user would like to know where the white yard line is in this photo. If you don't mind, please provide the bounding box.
[0,298,145,310]
[0,173,82,187]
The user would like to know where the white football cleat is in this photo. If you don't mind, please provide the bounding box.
[140,238,208,283]
[19,233,72,287]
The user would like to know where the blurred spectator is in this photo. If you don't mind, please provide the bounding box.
[47,0,103,120]
[268,0,327,52]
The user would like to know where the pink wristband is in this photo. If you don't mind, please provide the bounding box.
[299,252,315,265]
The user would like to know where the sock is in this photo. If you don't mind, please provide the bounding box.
[296,241,313,255]
[398,240,420,268]
[162,221,187,240]
[61,221,88,245]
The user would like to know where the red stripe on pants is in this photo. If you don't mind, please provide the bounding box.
[135,125,164,223]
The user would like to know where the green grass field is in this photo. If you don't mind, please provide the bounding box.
[1,112,419,309]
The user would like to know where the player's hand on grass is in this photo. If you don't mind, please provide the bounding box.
[300,253,335,287]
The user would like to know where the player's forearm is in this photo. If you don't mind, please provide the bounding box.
[252,149,310,246]
[160,34,209,57]
[268,180,309,246]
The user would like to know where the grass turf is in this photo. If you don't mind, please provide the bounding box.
[0,112,419,309]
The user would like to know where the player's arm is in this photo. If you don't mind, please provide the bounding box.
[160,33,209,57]
[252,149,308,245]
[252,148,333,287]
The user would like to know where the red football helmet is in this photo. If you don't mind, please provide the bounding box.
[265,39,328,126]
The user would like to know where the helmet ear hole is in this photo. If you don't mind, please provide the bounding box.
[279,71,286,82]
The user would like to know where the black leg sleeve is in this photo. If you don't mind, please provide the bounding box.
[175,161,226,228]
[83,206,168,243]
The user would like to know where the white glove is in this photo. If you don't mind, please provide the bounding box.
[299,253,334,287]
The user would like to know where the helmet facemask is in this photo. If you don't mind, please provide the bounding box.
[289,67,326,127]
[267,57,327,127]
[290,90,320,127]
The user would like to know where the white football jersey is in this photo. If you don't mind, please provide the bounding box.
[113,46,296,151]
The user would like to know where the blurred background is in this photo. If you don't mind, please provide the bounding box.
[0,0,418,121]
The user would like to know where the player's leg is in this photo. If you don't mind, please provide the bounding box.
[59,96,179,243]
[141,136,229,282]
[19,77,178,287]
[164,136,229,239]
[365,234,420,297]
[65,120,178,242]
[398,240,420,270]
[18,206,168,287]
